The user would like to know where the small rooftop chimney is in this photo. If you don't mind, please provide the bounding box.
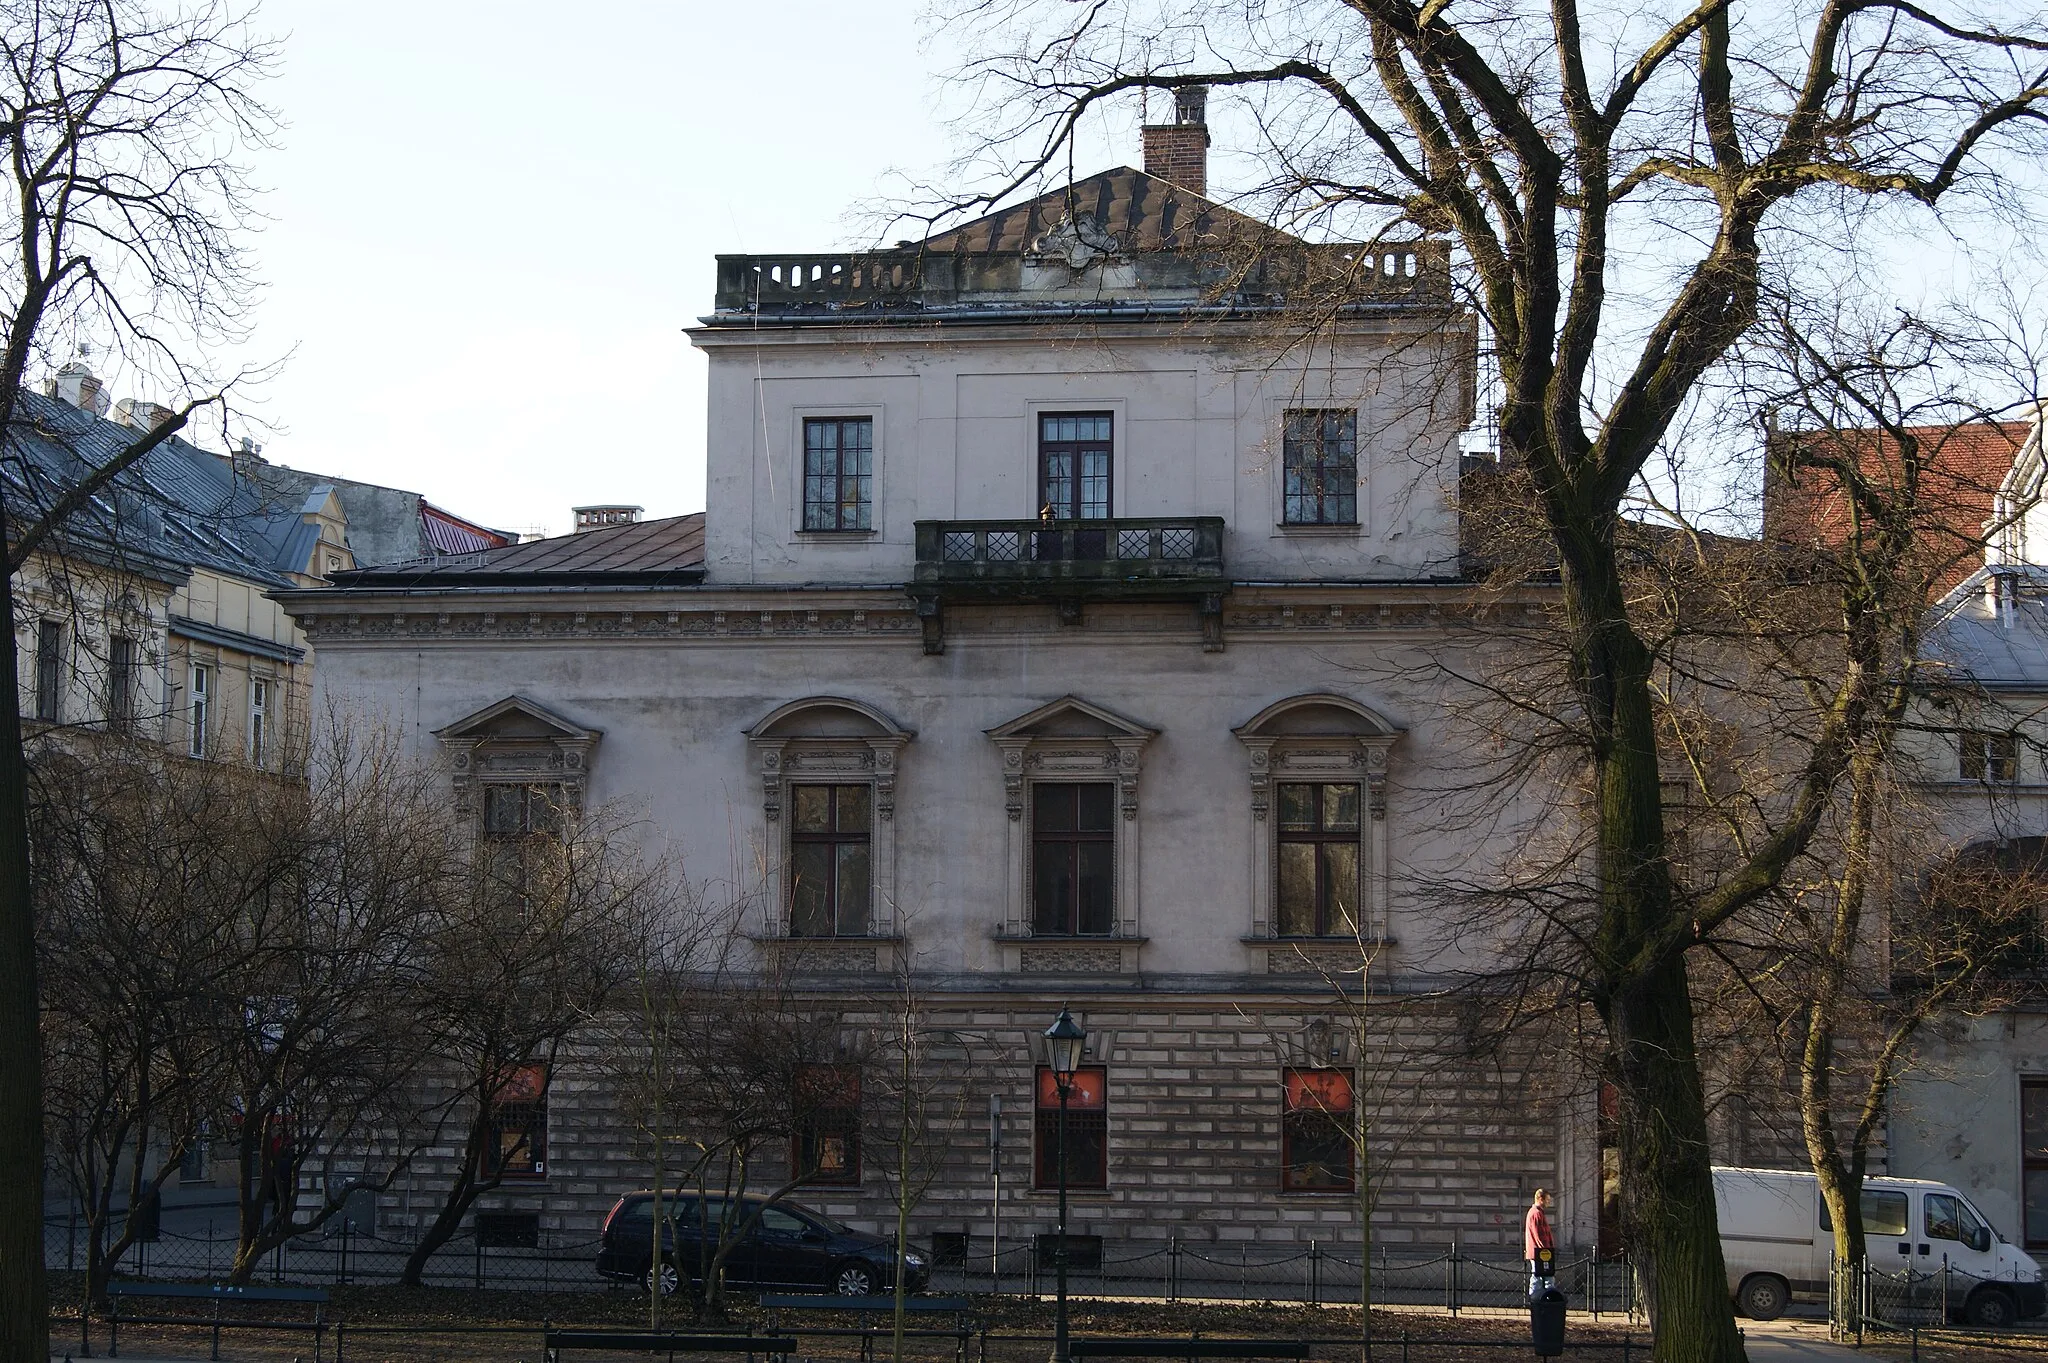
[573,504,644,533]
[1142,86,1210,198]
[112,397,176,432]
[45,361,110,417]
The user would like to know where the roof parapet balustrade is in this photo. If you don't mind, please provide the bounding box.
[712,242,1450,317]
[909,516,1228,655]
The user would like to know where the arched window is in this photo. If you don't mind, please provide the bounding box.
[1233,694,1398,959]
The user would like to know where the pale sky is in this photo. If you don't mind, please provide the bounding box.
[232,1,977,539]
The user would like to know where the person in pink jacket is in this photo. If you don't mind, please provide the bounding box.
[1525,1188,1557,1293]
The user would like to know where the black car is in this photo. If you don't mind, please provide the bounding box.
[595,1191,930,1297]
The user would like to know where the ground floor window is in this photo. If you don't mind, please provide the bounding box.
[1034,1065,1107,1189]
[1281,1067,1355,1191]
[2024,1080,2048,1248]
[485,1062,548,1181]
[793,1063,862,1185]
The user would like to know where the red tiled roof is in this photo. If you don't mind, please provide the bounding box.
[420,500,514,555]
[339,512,705,587]
[1764,421,2032,592]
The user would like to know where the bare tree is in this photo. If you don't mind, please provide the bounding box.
[32,739,273,1309]
[397,799,675,1286]
[0,5,277,1350]
[931,3,2048,1350]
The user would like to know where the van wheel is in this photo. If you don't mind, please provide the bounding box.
[1737,1273,1790,1321]
[1966,1287,2016,1328]
[647,1260,680,1297]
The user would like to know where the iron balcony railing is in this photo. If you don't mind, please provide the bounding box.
[912,517,1226,599]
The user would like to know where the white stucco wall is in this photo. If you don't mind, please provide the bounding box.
[689,319,1473,588]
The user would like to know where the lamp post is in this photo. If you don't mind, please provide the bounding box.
[1044,1008,1087,1363]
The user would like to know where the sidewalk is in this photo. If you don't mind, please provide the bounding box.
[1738,1320,1868,1360]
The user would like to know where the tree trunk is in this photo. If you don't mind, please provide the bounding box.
[1569,549,1745,1363]
[0,575,53,1363]
[401,1108,495,1287]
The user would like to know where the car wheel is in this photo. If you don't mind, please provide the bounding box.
[1966,1288,2016,1328]
[1737,1273,1789,1322]
[647,1260,681,1297]
[834,1260,879,1296]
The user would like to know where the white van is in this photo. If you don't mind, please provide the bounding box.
[1713,1166,2046,1326]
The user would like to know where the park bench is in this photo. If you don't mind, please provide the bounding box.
[760,1294,975,1363]
[542,1330,798,1363]
[105,1280,330,1362]
[1069,1339,1314,1362]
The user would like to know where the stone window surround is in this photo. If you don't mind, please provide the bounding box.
[435,695,601,831]
[987,696,1157,947]
[746,696,914,941]
[1234,693,1398,943]
[1262,395,1367,536]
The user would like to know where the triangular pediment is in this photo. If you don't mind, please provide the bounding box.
[434,695,600,745]
[986,695,1157,742]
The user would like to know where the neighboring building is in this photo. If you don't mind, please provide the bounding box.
[8,381,343,768]
[278,104,1604,1257]
[242,451,515,568]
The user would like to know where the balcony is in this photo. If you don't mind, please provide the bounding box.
[910,517,1227,653]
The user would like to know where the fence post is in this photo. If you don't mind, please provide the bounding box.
[475,1232,484,1291]
[1169,1237,1179,1303]
[1309,1240,1320,1307]
[1447,1239,1460,1316]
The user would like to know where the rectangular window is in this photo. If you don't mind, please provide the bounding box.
[34,620,62,722]
[792,1063,862,1185]
[249,678,269,767]
[1032,782,1115,935]
[1961,731,2019,782]
[1033,1065,1107,1190]
[482,783,564,838]
[484,1062,548,1182]
[2025,1081,2048,1249]
[1275,783,1362,937]
[1039,413,1113,520]
[803,417,874,531]
[1282,410,1358,525]
[1282,1067,1355,1191]
[187,663,210,758]
[1819,1188,1910,1237]
[789,784,872,937]
[108,636,137,730]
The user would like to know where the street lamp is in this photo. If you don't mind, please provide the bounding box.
[1044,1007,1087,1363]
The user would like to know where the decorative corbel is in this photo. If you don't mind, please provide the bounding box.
[1242,737,1276,821]
[1364,743,1389,821]
[757,744,787,822]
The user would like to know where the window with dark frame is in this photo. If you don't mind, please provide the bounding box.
[1275,783,1362,937]
[2025,1081,2048,1249]
[1038,413,1113,520]
[803,417,874,531]
[789,784,873,937]
[1281,1067,1355,1191]
[484,1062,548,1181]
[1961,731,2019,782]
[1282,410,1358,525]
[792,1063,862,1185]
[33,620,62,722]
[1032,1065,1107,1189]
[107,636,137,730]
[1032,782,1115,936]
[481,782,565,899]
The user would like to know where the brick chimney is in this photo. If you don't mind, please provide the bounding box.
[573,504,643,533]
[45,361,109,417]
[112,397,177,432]
[1142,86,1210,197]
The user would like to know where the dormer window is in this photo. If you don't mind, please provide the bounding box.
[803,417,873,531]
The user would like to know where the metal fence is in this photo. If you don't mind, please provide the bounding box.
[1828,1255,2044,1343]
[47,1215,1637,1316]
